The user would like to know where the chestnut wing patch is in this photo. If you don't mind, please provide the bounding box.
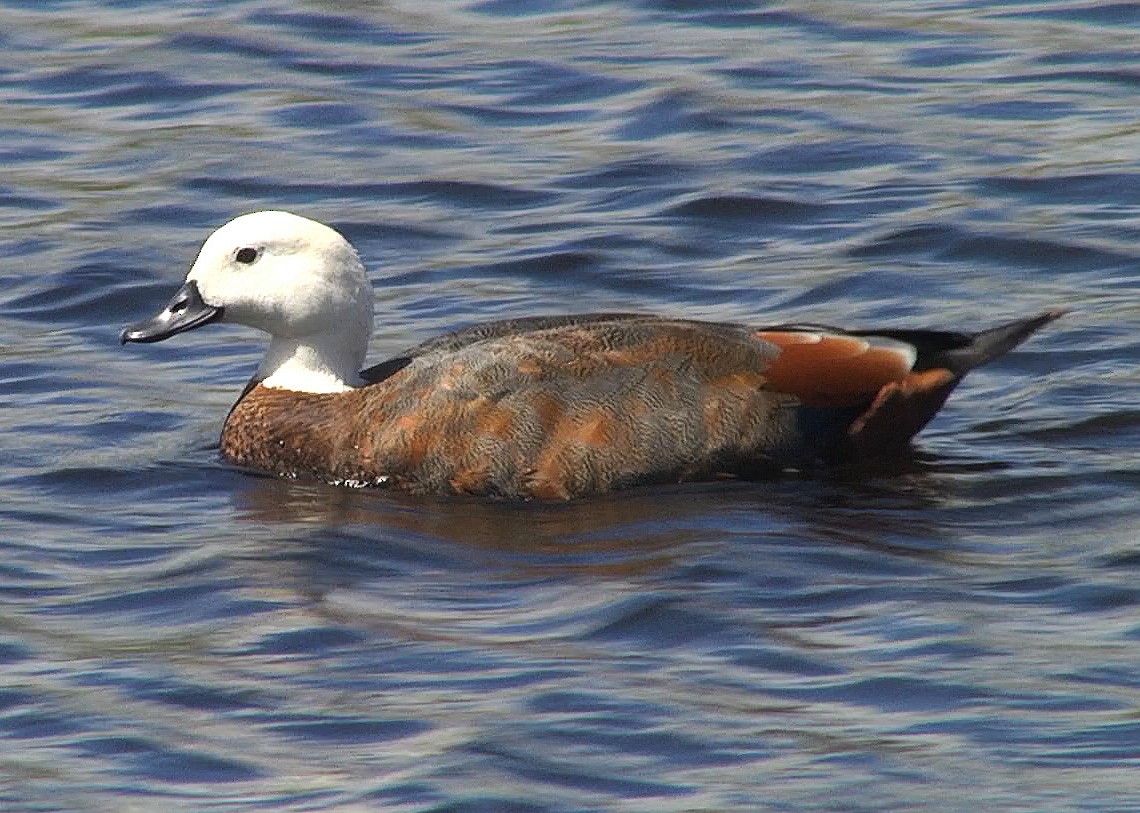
[756,330,918,407]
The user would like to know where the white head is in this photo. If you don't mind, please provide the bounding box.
[123,211,375,393]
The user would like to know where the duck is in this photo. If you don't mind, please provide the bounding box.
[121,210,1064,500]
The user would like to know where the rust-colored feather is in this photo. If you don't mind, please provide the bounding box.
[756,331,916,407]
[848,368,958,457]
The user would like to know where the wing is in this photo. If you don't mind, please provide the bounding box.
[363,312,923,402]
[353,317,923,497]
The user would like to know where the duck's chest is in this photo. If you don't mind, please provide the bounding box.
[220,385,385,484]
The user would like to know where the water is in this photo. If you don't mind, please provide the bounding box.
[1,1,1138,810]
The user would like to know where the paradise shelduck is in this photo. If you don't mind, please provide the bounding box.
[121,210,1064,499]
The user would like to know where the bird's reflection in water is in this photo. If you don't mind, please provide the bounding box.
[229,470,729,574]
[217,458,977,647]
[225,450,970,574]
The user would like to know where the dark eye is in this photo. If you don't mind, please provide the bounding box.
[235,247,260,265]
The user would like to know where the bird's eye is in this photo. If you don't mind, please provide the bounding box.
[234,247,260,265]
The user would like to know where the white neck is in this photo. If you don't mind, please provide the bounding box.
[257,333,366,393]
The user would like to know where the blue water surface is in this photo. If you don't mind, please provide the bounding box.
[0,1,1138,810]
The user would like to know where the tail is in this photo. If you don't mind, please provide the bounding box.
[924,308,1068,377]
[847,309,1066,458]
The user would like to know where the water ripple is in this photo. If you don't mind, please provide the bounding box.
[0,1,1137,811]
